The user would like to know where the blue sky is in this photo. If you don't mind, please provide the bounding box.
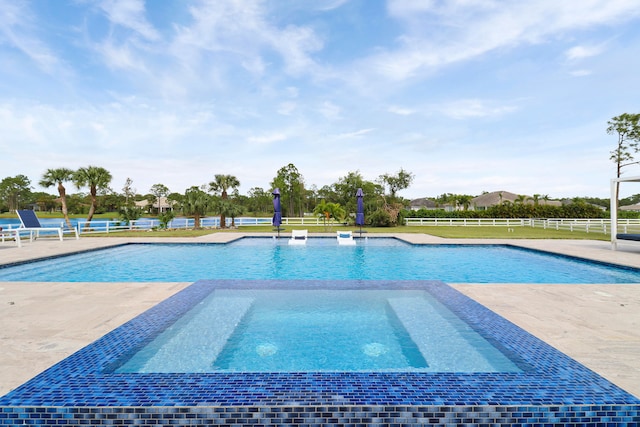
[1,0,639,200]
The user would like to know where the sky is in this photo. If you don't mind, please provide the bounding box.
[1,0,640,200]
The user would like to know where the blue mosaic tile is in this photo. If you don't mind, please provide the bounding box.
[1,279,638,426]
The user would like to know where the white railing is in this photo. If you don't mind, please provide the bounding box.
[6,216,640,236]
[404,218,532,227]
[73,216,343,235]
[404,218,640,235]
[76,217,219,234]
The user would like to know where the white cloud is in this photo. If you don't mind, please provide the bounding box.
[247,132,288,144]
[565,44,605,61]
[388,105,416,116]
[362,0,640,81]
[318,101,342,120]
[0,1,68,75]
[437,99,518,120]
[315,0,350,11]
[171,1,322,77]
[277,101,297,116]
[98,0,160,41]
[335,128,375,139]
[569,69,592,77]
[97,39,149,72]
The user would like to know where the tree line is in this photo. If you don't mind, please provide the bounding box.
[0,164,416,228]
[2,113,639,227]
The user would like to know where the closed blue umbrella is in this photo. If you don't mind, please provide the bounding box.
[355,188,364,236]
[272,188,282,237]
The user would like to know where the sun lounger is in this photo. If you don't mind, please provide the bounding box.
[288,229,308,245]
[16,210,79,243]
[616,233,640,241]
[336,230,356,246]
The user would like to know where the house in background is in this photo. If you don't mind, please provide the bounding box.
[134,196,176,214]
[472,191,562,210]
[620,203,640,212]
[409,197,438,211]
[471,191,521,210]
[410,191,564,212]
[409,197,459,212]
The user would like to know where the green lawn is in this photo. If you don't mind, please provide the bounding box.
[394,226,609,240]
[84,224,610,240]
[0,211,610,240]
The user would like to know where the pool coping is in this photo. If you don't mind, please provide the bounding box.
[1,279,638,408]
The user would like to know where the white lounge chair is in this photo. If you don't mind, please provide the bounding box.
[288,229,308,245]
[0,227,21,247]
[16,210,79,243]
[336,230,356,246]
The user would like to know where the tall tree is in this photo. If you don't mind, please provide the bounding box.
[122,178,136,208]
[331,171,383,218]
[39,168,75,228]
[0,175,32,212]
[246,187,271,214]
[209,174,240,228]
[608,113,640,210]
[73,166,112,225]
[149,183,170,214]
[379,168,415,199]
[271,164,304,217]
[182,186,210,229]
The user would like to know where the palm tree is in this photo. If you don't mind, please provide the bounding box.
[456,195,473,211]
[182,186,211,229]
[217,200,244,228]
[209,174,240,228]
[73,166,112,226]
[313,200,346,229]
[39,168,75,229]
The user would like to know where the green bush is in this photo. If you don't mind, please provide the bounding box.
[158,211,176,229]
[368,209,394,227]
[405,202,607,219]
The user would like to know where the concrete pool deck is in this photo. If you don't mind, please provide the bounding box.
[0,233,639,399]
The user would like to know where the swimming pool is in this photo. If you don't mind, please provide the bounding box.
[1,279,638,425]
[1,237,639,425]
[1,237,640,283]
[115,288,521,373]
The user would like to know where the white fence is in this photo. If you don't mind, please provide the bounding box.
[5,216,640,236]
[404,218,640,235]
[73,216,342,235]
[404,218,530,227]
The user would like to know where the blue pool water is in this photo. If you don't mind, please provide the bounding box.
[1,237,640,283]
[116,289,521,373]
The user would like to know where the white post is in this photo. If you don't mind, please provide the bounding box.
[611,178,618,250]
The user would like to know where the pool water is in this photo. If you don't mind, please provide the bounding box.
[1,238,640,283]
[115,289,521,373]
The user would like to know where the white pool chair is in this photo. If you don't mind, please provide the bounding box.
[336,230,356,246]
[1,227,21,247]
[16,210,79,243]
[288,229,308,245]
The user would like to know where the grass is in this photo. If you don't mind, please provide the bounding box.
[1,211,609,240]
[84,225,610,240]
[397,226,609,240]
